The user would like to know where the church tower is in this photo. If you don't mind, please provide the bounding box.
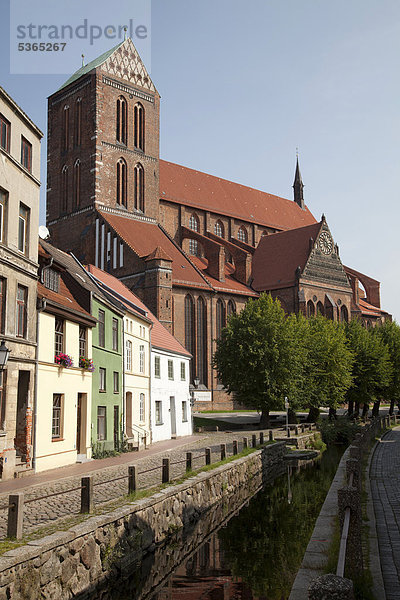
[293,156,305,210]
[46,39,160,258]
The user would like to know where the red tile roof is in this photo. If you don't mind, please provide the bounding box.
[99,210,212,291]
[358,298,387,317]
[37,280,93,321]
[159,160,317,231]
[252,221,322,291]
[87,265,191,357]
[189,256,258,297]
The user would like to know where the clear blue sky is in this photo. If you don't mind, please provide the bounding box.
[1,0,399,319]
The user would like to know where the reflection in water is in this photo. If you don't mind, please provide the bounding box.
[153,446,343,600]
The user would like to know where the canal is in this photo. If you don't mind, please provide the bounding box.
[84,445,343,600]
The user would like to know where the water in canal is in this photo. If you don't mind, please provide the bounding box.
[88,445,343,600]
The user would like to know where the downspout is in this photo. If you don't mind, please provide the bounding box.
[210,293,215,408]
[32,297,46,471]
[122,318,125,443]
[148,322,153,445]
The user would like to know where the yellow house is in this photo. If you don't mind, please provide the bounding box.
[35,244,96,472]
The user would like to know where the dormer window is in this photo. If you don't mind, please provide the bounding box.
[44,268,60,293]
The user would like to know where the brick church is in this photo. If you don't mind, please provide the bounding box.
[46,38,390,410]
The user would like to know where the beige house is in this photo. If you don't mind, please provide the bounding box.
[0,86,42,479]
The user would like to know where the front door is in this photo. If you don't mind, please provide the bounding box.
[114,406,119,450]
[76,394,82,454]
[170,396,176,438]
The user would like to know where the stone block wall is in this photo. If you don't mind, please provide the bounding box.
[0,443,285,599]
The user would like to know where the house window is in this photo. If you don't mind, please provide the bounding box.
[189,214,199,256]
[139,393,145,422]
[112,318,118,351]
[73,160,81,208]
[0,114,10,152]
[126,340,132,371]
[155,401,162,425]
[197,296,207,385]
[238,226,248,243]
[21,136,32,172]
[134,103,145,151]
[227,300,236,318]
[97,406,106,440]
[74,98,82,146]
[98,309,105,347]
[116,96,127,144]
[113,371,119,393]
[99,367,106,392]
[216,299,226,339]
[18,203,29,254]
[117,158,127,207]
[214,220,224,238]
[61,165,68,213]
[43,268,60,292]
[134,163,144,212]
[79,326,87,357]
[168,359,174,380]
[182,401,188,422]
[62,105,69,151]
[154,355,160,378]
[139,345,145,373]
[54,317,64,355]
[0,278,5,334]
[0,371,6,430]
[0,189,6,243]
[16,285,27,338]
[52,394,63,439]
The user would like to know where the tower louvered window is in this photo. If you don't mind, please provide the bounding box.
[117,158,127,207]
[116,96,127,145]
[74,98,82,146]
[134,103,145,151]
[62,105,69,151]
[61,166,68,213]
[134,163,144,212]
[73,160,81,208]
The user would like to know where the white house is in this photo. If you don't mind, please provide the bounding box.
[85,267,193,443]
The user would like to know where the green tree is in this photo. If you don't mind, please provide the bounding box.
[345,319,392,417]
[373,320,400,415]
[292,314,354,421]
[212,293,299,427]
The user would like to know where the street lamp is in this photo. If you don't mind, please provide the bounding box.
[0,341,10,370]
[285,396,289,437]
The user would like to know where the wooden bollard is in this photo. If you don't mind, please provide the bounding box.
[269,430,274,441]
[7,493,24,539]
[287,427,291,438]
[186,452,192,471]
[232,440,238,455]
[243,437,248,449]
[128,465,137,494]
[259,432,264,445]
[220,443,226,460]
[81,476,93,514]
[252,434,257,448]
[205,448,211,465]
[309,424,312,431]
[162,458,170,483]
[301,424,305,433]
[295,426,299,435]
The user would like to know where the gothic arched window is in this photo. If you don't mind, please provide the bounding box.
[184,295,195,380]
[197,296,207,385]
[189,214,199,256]
[340,305,349,323]
[216,299,226,339]
[307,300,315,318]
[62,105,69,151]
[227,300,236,318]
[116,96,127,145]
[117,158,127,207]
[134,163,144,212]
[61,165,68,213]
[316,301,325,316]
[238,226,248,243]
[134,102,145,151]
[74,98,82,146]
[214,220,224,238]
[73,160,81,208]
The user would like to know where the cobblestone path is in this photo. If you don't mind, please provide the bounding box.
[370,427,400,600]
[0,427,294,538]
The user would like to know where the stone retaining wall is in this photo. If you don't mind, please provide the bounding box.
[0,442,285,599]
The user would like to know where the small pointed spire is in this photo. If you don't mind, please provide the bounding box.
[293,153,305,210]
[124,26,128,41]
[81,54,85,67]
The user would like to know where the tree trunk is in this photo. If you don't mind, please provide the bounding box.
[348,399,354,417]
[372,401,380,418]
[354,402,360,418]
[389,399,395,416]
[328,407,337,420]
[259,408,270,429]
[362,403,369,418]
[307,406,320,423]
